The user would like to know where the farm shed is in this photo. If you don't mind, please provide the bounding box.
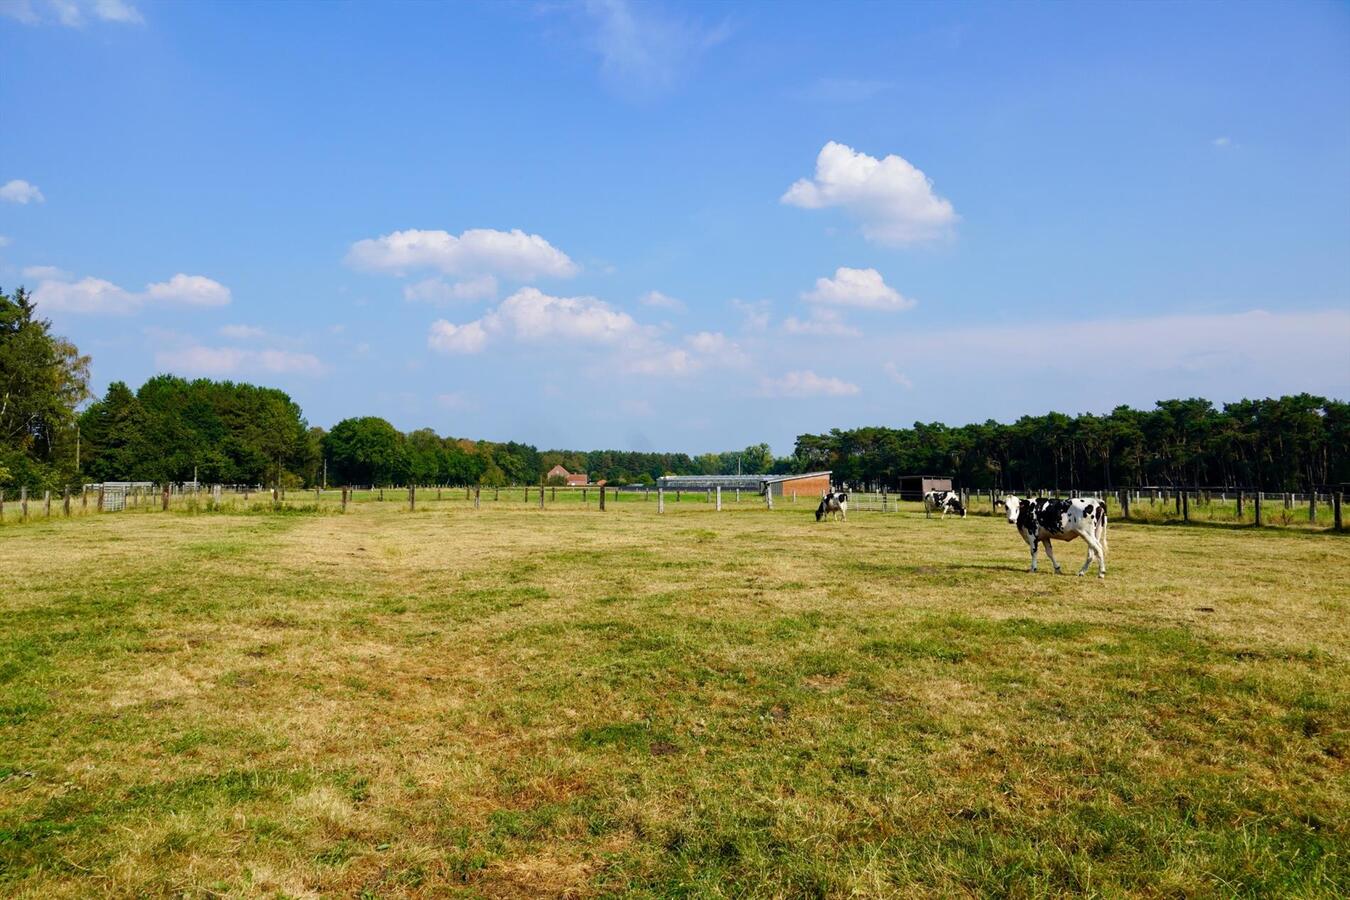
[896,475,953,500]
[656,471,832,499]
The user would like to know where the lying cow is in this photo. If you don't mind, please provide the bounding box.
[815,491,848,522]
[1001,495,1108,578]
[923,490,966,518]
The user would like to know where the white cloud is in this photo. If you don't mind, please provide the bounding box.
[486,287,639,343]
[781,141,957,244]
[403,275,498,305]
[219,324,269,340]
[346,228,578,280]
[625,329,747,376]
[0,0,141,25]
[640,289,686,312]
[883,362,914,389]
[427,319,489,354]
[803,266,915,311]
[759,370,860,398]
[580,0,730,99]
[782,308,861,337]
[144,273,231,307]
[32,271,231,315]
[21,264,71,280]
[1212,136,1232,148]
[156,345,323,377]
[0,179,44,204]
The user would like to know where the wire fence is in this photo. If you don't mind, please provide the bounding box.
[0,481,1343,532]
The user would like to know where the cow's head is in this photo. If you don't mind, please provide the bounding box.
[999,495,1022,524]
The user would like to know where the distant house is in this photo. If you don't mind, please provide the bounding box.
[546,464,589,486]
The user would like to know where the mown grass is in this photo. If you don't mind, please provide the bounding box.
[1,501,1346,897]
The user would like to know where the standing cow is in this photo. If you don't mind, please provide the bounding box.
[815,491,848,522]
[1000,496,1108,578]
[923,490,966,518]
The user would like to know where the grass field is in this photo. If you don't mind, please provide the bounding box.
[1,500,1347,897]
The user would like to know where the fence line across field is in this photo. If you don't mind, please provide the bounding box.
[0,480,1343,532]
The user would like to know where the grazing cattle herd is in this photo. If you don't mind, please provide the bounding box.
[815,486,1110,577]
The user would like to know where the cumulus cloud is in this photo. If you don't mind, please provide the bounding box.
[1,0,141,25]
[640,289,686,312]
[427,319,489,354]
[579,0,731,99]
[781,141,957,244]
[487,287,638,343]
[155,345,323,377]
[403,275,498,305]
[803,266,915,311]
[32,271,231,315]
[759,370,860,398]
[346,228,578,280]
[0,179,44,204]
[782,308,861,337]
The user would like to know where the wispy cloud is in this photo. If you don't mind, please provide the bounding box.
[759,370,860,398]
[156,345,324,378]
[640,289,686,312]
[576,0,731,100]
[1,0,142,26]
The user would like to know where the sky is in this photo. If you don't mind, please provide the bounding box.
[2,0,1348,455]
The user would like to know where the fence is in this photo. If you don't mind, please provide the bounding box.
[0,481,1343,532]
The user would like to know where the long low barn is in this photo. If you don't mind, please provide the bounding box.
[655,471,832,499]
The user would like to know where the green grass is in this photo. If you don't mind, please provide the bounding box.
[0,501,1346,896]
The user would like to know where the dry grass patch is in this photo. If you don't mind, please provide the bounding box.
[1,503,1346,896]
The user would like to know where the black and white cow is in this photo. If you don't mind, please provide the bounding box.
[1001,496,1108,578]
[815,491,848,522]
[923,490,966,518]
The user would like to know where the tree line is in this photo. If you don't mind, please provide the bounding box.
[3,283,1345,494]
[794,396,1349,493]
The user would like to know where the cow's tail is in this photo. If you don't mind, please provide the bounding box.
[1096,503,1108,556]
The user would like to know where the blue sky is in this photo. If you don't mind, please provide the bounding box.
[3,0,1348,454]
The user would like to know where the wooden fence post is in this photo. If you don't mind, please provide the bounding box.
[438,486,443,501]
[582,488,588,504]
[1182,490,1189,522]
[764,488,773,510]
[716,485,722,511]
[42,490,50,518]
[736,488,741,503]
[474,486,481,510]
[342,487,349,511]
[599,486,606,511]
[538,485,545,510]
[21,486,28,521]
[98,487,105,512]
[163,485,170,511]
[1119,489,1129,519]
[63,488,70,517]
[1236,491,1244,521]
[658,488,665,514]
[524,486,529,503]
[676,490,681,502]
[409,484,416,511]
[1254,491,1263,527]
[1334,492,1343,531]
[1309,492,1317,524]
[81,488,88,510]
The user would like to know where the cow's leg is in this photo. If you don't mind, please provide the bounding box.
[1042,538,1062,574]
[1078,532,1106,578]
[1026,533,1039,572]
